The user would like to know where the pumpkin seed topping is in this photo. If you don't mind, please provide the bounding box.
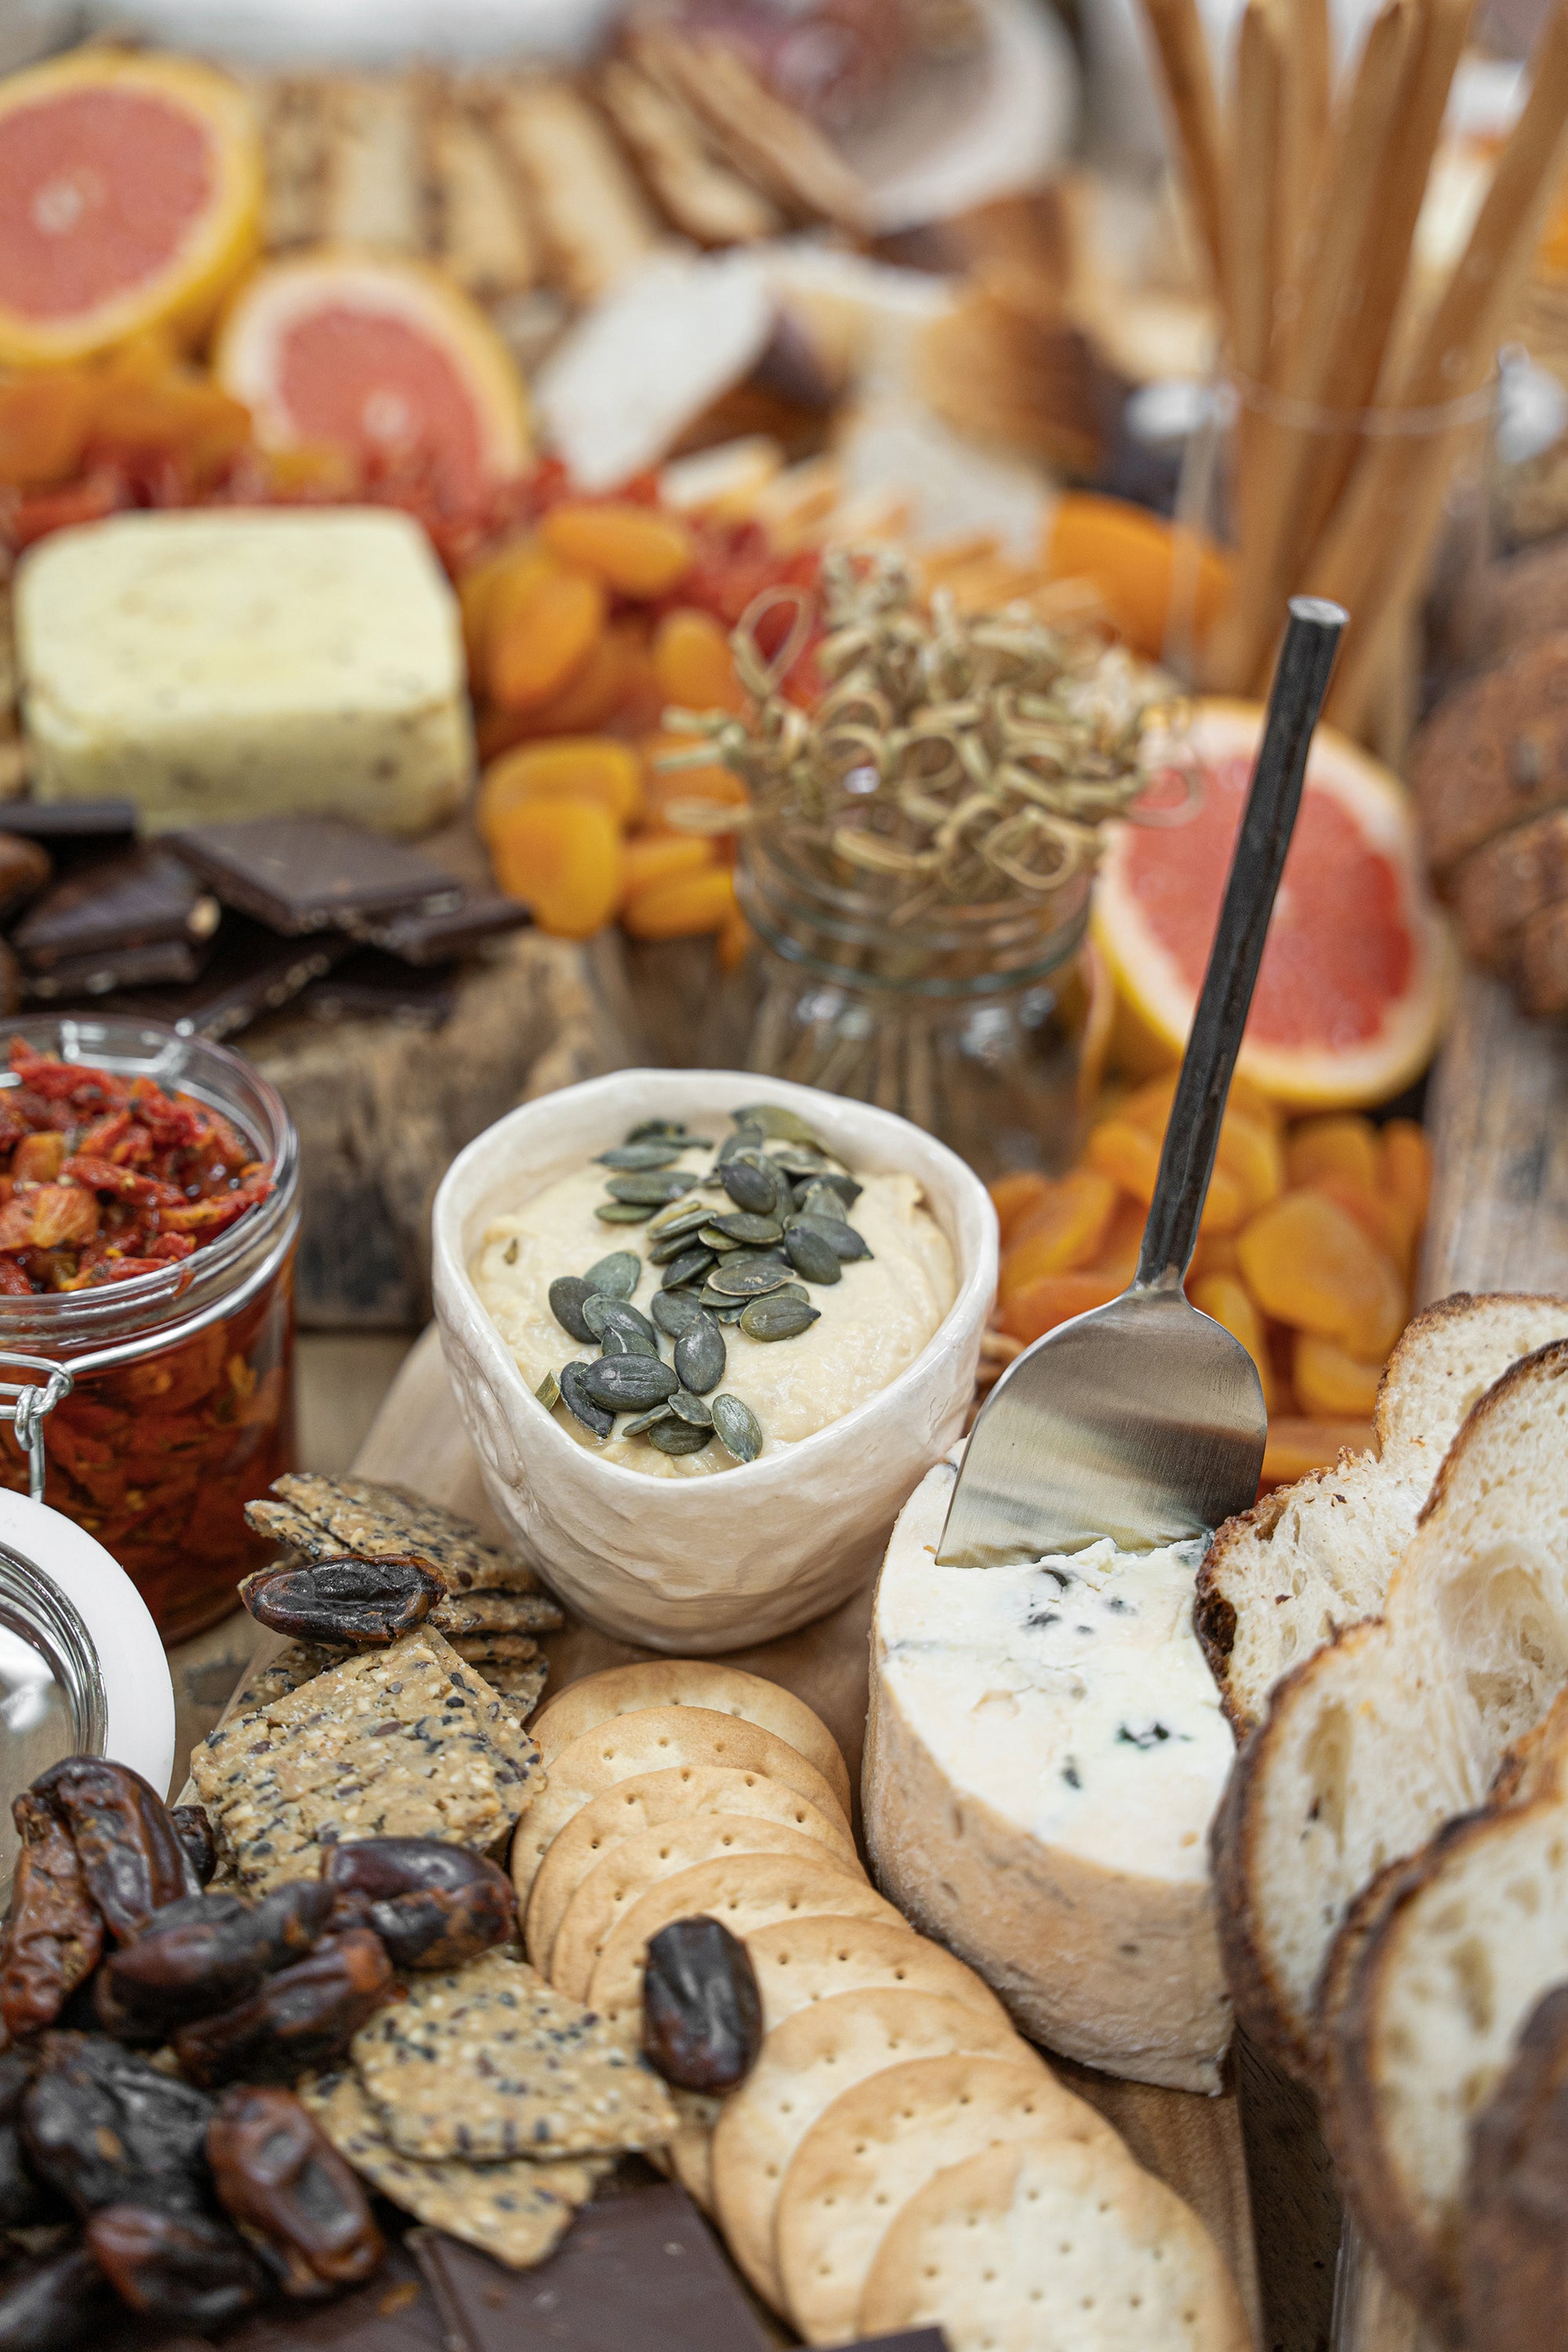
[673,1312,726,1396]
[581,1356,678,1413]
[740,1295,822,1341]
[560,1361,613,1438]
[712,1393,764,1462]
[647,1418,712,1456]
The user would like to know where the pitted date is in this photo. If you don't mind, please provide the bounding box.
[20,2031,215,2215]
[170,1804,217,1888]
[0,1799,104,2038]
[0,2053,61,2230]
[87,2202,268,2328]
[641,1915,764,2092]
[96,1881,336,2038]
[241,1555,441,1647]
[0,2244,118,2352]
[172,1929,394,2088]
[31,1759,195,1942]
[209,2084,383,2294]
[322,1838,514,1969]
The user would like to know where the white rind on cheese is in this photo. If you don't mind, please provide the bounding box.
[16,508,474,834]
[864,1457,1236,2094]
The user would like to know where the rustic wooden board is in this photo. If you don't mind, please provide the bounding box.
[347,1322,1264,2343]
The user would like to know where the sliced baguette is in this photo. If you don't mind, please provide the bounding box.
[1461,1979,1568,2352]
[1196,1294,1568,1736]
[1213,1338,1568,2075]
[1320,1691,1568,2333]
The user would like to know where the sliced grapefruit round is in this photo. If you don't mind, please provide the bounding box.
[214,251,530,506]
[1092,698,1452,1110]
[0,50,261,368]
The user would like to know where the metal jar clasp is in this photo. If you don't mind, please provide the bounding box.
[0,1354,74,1505]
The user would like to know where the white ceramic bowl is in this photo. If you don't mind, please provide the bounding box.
[431,1070,997,1651]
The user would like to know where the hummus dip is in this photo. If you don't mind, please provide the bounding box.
[472,1140,956,1479]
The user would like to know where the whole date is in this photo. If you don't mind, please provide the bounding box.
[641,1915,764,2092]
[31,1759,195,1941]
[20,2031,215,2215]
[0,1798,103,2039]
[86,2202,267,2328]
[172,1929,394,2088]
[96,1881,336,2038]
[241,1555,441,1647]
[209,2085,383,2295]
[323,1837,514,1969]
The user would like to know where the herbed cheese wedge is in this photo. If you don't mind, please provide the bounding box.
[16,506,473,835]
[864,1455,1235,2094]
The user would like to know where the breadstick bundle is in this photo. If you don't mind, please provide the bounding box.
[1139,0,1568,736]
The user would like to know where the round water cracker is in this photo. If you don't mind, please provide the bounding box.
[856,2134,1254,2352]
[746,1916,1011,2038]
[711,1987,1036,2311]
[645,2087,722,2214]
[532,1661,851,1817]
[524,1764,857,1975]
[550,1815,867,2001]
[510,1708,851,1901]
[586,1853,910,2051]
[775,2053,1112,2344]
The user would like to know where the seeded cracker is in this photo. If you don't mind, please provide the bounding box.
[248,1473,555,1600]
[301,2071,607,2270]
[191,1628,540,1889]
[484,1657,550,1718]
[430,1590,562,1635]
[352,1948,677,2161]
[447,1632,539,1663]
[241,1640,340,1708]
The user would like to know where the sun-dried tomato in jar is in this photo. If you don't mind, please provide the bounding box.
[0,1022,299,1642]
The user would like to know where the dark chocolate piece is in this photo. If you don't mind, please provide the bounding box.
[167,818,463,937]
[23,938,212,1000]
[0,835,51,922]
[0,800,138,847]
[111,916,351,1040]
[298,951,459,1029]
[854,2336,952,2350]
[344,891,529,966]
[408,2183,773,2352]
[12,847,220,971]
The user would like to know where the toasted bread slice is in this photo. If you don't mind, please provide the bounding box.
[1196,1294,1568,1737]
[1320,1693,1568,2332]
[1213,1338,1568,2076]
[1461,1979,1568,2352]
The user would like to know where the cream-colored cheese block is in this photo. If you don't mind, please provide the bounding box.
[863,1456,1236,2094]
[16,508,473,834]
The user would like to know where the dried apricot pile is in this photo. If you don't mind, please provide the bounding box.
[991,1085,1432,1490]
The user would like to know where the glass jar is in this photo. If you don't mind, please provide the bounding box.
[735,818,1094,1178]
[0,1017,299,1646]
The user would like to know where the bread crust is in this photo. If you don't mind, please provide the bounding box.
[1462,1980,1568,2352]
[1410,633,1568,877]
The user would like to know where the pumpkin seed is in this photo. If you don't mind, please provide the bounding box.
[548,1276,597,1345]
[581,1356,678,1412]
[732,1103,827,1150]
[796,1181,850,1224]
[587,1296,658,1348]
[535,1370,561,1412]
[696,1292,747,1323]
[648,1196,709,1239]
[712,1393,763,1463]
[697,1225,742,1253]
[669,1387,714,1428]
[651,1229,702,1265]
[660,1247,716,1290]
[740,1295,821,1341]
[597,1142,685,1171]
[783,1225,842,1284]
[651,1288,705,1339]
[595,1202,652,1224]
[768,1146,829,1177]
[601,1325,659,1359]
[621,1404,674,1437]
[607,1172,693,1207]
[647,1418,712,1456]
[586,1251,641,1298]
[627,1120,711,1145]
[560,1362,613,1438]
[808,1171,862,1210]
[717,1121,765,1165]
[720,1156,783,1216]
[707,1260,797,1298]
[674,1312,725,1395]
[709,1210,783,1246]
[786,1212,871,1261]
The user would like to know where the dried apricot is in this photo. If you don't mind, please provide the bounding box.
[489,571,607,713]
[1000,1271,1120,1345]
[1190,1272,1273,1408]
[716,906,753,974]
[1088,1194,1146,1287]
[1285,1114,1381,1193]
[1042,493,1232,661]
[988,1173,1051,1247]
[1381,1119,1432,1225]
[1187,1229,1241,1280]
[92,372,249,474]
[480,739,642,837]
[1087,1120,1245,1232]
[489,797,623,940]
[0,369,96,487]
[653,608,748,715]
[1293,1334,1385,1419]
[622,866,736,942]
[542,503,695,597]
[1001,1171,1116,1295]
[1309,1171,1418,1282]
[621,836,716,901]
[1236,1189,1406,1359]
[1261,1417,1374,1486]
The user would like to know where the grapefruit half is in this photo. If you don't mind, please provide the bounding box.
[214,251,530,506]
[1092,699,1452,1110]
[0,50,262,368]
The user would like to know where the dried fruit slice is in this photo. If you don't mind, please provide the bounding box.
[1094,699,1452,1109]
[214,249,529,505]
[0,51,262,367]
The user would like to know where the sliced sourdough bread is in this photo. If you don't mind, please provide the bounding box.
[1213,1338,1568,2076]
[1320,1693,1568,2333]
[1461,1979,1568,2352]
[1196,1294,1568,1735]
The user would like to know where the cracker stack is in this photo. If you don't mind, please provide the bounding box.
[518,1659,1251,2348]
